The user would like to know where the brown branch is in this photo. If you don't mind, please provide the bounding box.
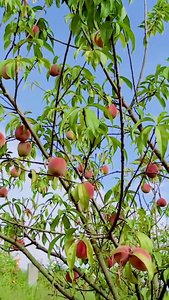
[109,35,125,234]
[130,0,148,107]
[50,31,72,156]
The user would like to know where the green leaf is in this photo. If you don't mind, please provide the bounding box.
[64,238,75,256]
[69,109,79,133]
[42,233,47,245]
[70,13,81,35]
[163,268,169,283]
[50,216,60,231]
[83,238,93,267]
[84,108,99,135]
[71,185,79,203]
[163,66,169,81]
[120,76,133,90]
[131,117,154,140]
[125,263,138,284]
[48,235,62,259]
[104,189,113,204]
[120,21,135,52]
[78,183,89,212]
[155,125,169,159]
[51,177,58,190]
[130,252,154,281]
[15,204,21,217]
[44,42,55,54]
[31,169,38,184]
[67,242,77,271]
[135,232,153,254]
[33,45,43,58]
[62,215,70,229]
[59,107,79,136]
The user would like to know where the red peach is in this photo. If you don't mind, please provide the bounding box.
[0,132,6,148]
[49,64,61,77]
[66,270,79,283]
[157,198,167,207]
[83,182,94,198]
[0,187,8,197]
[66,130,74,140]
[114,245,131,266]
[48,157,67,177]
[10,167,21,178]
[107,255,115,268]
[141,183,151,193]
[77,165,84,173]
[129,247,152,271]
[110,213,123,225]
[15,125,31,142]
[76,240,87,260]
[17,142,32,157]
[2,64,11,79]
[100,165,109,174]
[94,30,103,48]
[146,163,158,179]
[33,24,39,35]
[84,170,93,179]
[104,104,118,119]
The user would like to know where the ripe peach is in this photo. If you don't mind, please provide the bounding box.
[17,142,32,157]
[2,64,11,79]
[84,170,93,179]
[66,130,74,140]
[0,132,6,148]
[129,247,152,271]
[100,165,109,174]
[76,240,87,260]
[157,198,167,207]
[104,104,118,119]
[15,125,31,142]
[77,165,84,173]
[48,157,67,177]
[146,163,158,179]
[0,187,8,197]
[114,245,131,266]
[10,167,21,178]
[107,255,115,268]
[33,24,40,35]
[141,183,151,193]
[49,64,61,77]
[94,30,103,48]
[66,270,79,283]
[83,182,94,198]
[110,213,123,225]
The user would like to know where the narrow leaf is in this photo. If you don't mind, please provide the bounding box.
[67,242,77,271]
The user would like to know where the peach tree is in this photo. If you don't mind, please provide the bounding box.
[0,0,169,299]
